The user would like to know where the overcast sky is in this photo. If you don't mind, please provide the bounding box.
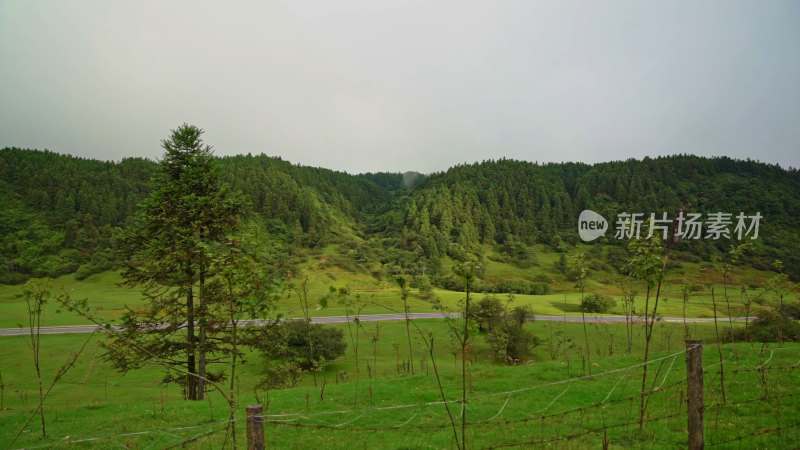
[1,1,798,174]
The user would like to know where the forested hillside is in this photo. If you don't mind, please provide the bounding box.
[398,156,800,277]
[0,149,152,281]
[2,147,799,283]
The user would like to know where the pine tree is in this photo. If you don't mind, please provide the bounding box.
[111,124,244,400]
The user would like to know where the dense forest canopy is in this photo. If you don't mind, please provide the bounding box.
[1,147,799,283]
[398,156,799,269]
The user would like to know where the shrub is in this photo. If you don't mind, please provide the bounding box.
[470,295,504,332]
[410,275,434,298]
[491,280,550,295]
[321,254,360,272]
[735,309,800,343]
[75,249,117,280]
[605,246,628,270]
[433,273,490,293]
[283,320,347,370]
[532,274,552,283]
[445,243,470,262]
[565,267,588,282]
[783,303,800,320]
[251,319,348,388]
[579,293,616,313]
[510,305,534,327]
[497,241,537,268]
[0,272,29,285]
[487,321,540,363]
[258,360,302,390]
[555,253,568,274]
[433,273,463,291]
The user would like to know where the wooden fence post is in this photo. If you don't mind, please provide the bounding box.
[686,340,703,449]
[247,404,265,450]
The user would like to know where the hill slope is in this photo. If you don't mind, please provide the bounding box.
[396,156,800,279]
[1,148,799,282]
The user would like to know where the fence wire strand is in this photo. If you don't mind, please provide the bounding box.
[256,377,688,432]
[258,347,691,423]
[8,339,799,449]
[19,419,233,449]
[251,343,800,448]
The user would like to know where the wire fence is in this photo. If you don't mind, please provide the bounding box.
[22,419,232,449]
[250,343,800,448]
[3,342,799,448]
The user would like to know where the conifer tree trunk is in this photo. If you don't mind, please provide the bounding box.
[186,282,198,400]
[198,263,207,400]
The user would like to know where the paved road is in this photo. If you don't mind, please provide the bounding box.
[534,315,752,324]
[0,313,751,337]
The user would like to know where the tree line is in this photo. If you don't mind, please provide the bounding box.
[397,156,800,280]
[2,145,799,283]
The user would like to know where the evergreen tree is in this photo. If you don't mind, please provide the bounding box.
[110,124,244,400]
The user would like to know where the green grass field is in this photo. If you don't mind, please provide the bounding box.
[1,318,798,448]
[0,249,796,448]
[0,247,779,330]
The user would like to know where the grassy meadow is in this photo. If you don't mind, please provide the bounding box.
[0,243,779,330]
[1,318,798,448]
[0,244,797,448]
